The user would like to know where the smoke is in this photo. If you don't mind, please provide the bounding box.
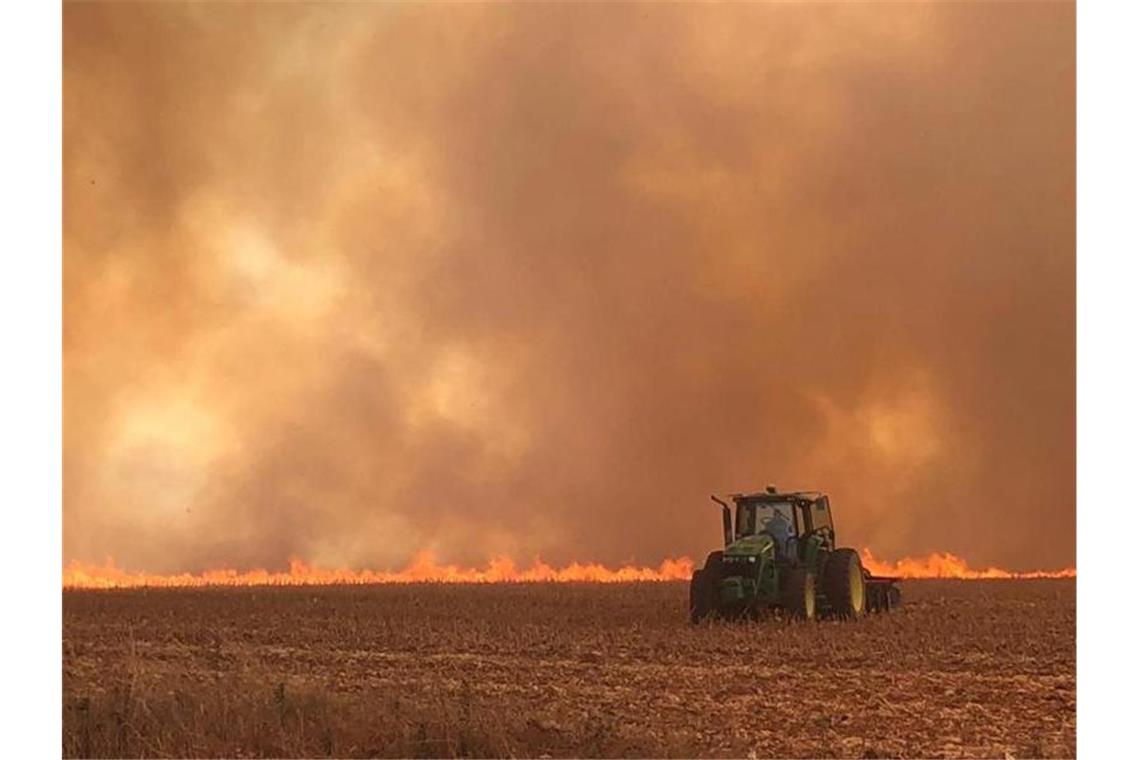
[64,2,1074,573]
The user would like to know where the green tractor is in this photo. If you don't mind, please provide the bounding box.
[689,486,901,622]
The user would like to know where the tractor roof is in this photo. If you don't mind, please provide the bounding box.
[730,490,822,503]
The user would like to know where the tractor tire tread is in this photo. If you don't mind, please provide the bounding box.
[689,551,725,623]
[781,566,816,621]
[823,548,866,619]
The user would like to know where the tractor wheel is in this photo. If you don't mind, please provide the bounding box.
[781,567,816,621]
[888,585,902,610]
[704,550,724,575]
[689,551,723,623]
[689,570,710,623]
[824,548,867,619]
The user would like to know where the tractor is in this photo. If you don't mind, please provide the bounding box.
[689,486,901,622]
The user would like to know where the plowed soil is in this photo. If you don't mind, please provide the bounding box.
[62,579,1075,758]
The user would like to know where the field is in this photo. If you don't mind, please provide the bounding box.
[63,580,1075,758]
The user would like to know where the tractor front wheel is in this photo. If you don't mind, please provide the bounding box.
[781,567,816,621]
[824,548,867,619]
[689,570,712,623]
[689,551,724,623]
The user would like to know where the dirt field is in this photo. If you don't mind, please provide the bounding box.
[62,580,1075,758]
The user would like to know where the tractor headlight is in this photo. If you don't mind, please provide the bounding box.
[748,556,756,563]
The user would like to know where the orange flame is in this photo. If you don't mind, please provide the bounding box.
[62,553,695,589]
[859,548,1075,579]
[62,549,1075,589]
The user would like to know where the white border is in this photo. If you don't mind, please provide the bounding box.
[1077,1,1140,757]
[0,2,62,756]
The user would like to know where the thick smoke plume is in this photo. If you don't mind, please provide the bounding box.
[64,3,1074,574]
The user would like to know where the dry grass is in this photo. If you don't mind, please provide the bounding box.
[63,580,1075,758]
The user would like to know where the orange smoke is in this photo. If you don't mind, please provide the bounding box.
[63,553,695,589]
[63,549,1075,589]
[859,549,1076,579]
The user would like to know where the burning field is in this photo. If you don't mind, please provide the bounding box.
[62,550,1076,589]
[63,578,1075,759]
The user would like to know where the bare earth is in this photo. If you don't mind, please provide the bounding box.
[62,580,1075,758]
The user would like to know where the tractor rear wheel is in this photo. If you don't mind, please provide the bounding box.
[781,567,816,621]
[689,551,723,623]
[824,548,867,618]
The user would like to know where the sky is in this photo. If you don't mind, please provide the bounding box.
[63,2,1074,574]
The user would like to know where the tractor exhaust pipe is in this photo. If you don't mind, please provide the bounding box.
[711,495,732,547]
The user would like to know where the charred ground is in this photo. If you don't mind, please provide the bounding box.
[63,580,1074,758]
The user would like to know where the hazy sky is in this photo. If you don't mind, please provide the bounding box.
[64,2,1074,573]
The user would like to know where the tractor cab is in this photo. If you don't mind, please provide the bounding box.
[716,487,836,565]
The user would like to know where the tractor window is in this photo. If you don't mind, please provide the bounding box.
[794,503,809,535]
[766,505,794,534]
[811,497,833,534]
[736,501,796,540]
[734,504,750,538]
[735,504,755,538]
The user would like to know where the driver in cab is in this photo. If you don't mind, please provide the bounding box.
[767,508,795,560]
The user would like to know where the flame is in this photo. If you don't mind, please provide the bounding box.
[859,548,1076,579]
[61,549,1075,589]
[62,552,695,589]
